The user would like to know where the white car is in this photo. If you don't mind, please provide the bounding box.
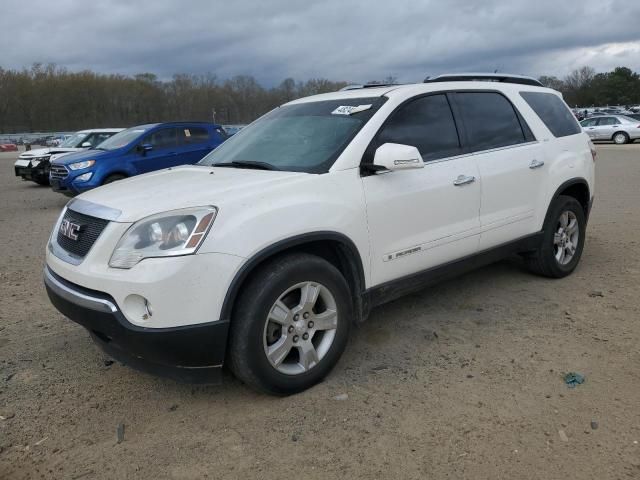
[44,75,595,394]
[15,128,123,185]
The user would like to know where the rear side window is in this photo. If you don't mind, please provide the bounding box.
[180,127,210,145]
[377,94,461,161]
[520,91,581,137]
[597,117,617,126]
[454,92,529,152]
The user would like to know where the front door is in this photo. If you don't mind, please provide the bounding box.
[133,127,179,173]
[361,94,481,286]
[581,118,598,139]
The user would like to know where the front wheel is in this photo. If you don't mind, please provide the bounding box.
[227,253,352,395]
[525,195,587,278]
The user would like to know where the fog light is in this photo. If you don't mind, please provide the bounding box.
[123,295,153,324]
[75,172,93,182]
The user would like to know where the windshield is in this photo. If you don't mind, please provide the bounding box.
[96,126,150,151]
[199,97,386,173]
[60,132,88,148]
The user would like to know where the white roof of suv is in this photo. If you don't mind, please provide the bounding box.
[288,80,553,105]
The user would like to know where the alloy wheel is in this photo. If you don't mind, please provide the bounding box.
[554,210,579,265]
[262,281,338,375]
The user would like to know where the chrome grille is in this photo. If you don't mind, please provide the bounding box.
[50,164,69,179]
[56,209,109,259]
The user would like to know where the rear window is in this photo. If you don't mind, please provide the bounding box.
[520,92,581,138]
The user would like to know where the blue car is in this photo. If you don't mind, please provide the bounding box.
[50,122,227,195]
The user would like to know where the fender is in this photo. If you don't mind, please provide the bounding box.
[219,231,366,322]
[546,177,591,222]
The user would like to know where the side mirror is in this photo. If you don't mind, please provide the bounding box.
[81,141,92,148]
[373,143,424,172]
[139,143,153,155]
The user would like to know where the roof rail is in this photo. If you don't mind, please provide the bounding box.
[339,83,401,91]
[424,73,543,87]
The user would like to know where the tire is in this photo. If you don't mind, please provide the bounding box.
[525,195,586,278]
[227,253,352,395]
[612,132,629,145]
[103,174,126,185]
[34,177,49,186]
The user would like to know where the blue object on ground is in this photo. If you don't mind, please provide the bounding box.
[564,372,585,388]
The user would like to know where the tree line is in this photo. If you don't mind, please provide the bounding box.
[1,63,639,133]
[538,66,640,108]
[0,64,347,133]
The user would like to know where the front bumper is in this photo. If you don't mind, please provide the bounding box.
[15,161,50,183]
[44,266,229,383]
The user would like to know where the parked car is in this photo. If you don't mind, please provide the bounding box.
[0,143,18,152]
[44,75,595,394]
[623,113,640,121]
[49,122,227,196]
[580,115,640,144]
[14,129,123,185]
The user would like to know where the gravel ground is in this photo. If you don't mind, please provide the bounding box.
[1,145,639,479]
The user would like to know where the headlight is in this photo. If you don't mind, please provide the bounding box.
[31,156,49,166]
[109,207,217,269]
[68,160,95,170]
[75,172,93,182]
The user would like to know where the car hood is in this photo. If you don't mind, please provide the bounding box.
[74,165,308,222]
[52,148,113,164]
[19,147,53,158]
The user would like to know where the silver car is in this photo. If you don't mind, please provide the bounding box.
[581,115,640,144]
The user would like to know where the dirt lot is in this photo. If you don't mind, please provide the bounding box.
[1,145,639,479]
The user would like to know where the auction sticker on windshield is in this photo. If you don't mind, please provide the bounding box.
[331,104,372,115]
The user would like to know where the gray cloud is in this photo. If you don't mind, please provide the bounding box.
[1,0,639,85]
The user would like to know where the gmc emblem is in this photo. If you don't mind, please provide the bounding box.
[60,219,81,241]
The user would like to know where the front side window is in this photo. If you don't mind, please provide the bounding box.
[581,118,597,127]
[199,97,386,173]
[142,128,178,150]
[84,132,115,147]
[377,94,461,161]
[60,132,89,148]
[520,91,581,138]
[455,92,528,151]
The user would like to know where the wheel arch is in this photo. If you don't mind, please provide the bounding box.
[219,232,367,325]
[611,131,629,142]
[100,171,129,184]
[548,178,591,221]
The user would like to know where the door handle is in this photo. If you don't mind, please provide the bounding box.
[453,174,475,186]
[529,159,545,169]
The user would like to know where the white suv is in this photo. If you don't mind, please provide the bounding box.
[44,75,595,394]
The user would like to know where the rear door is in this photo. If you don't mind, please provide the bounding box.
[594,117,616,140]
[362,93,481,286]
[451,91,546,250]
[133,127,179,173]
[177,126,212,165]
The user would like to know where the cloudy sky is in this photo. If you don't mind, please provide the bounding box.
[2,0,640,85]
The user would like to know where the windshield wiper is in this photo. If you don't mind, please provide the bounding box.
[214,161,280,171]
